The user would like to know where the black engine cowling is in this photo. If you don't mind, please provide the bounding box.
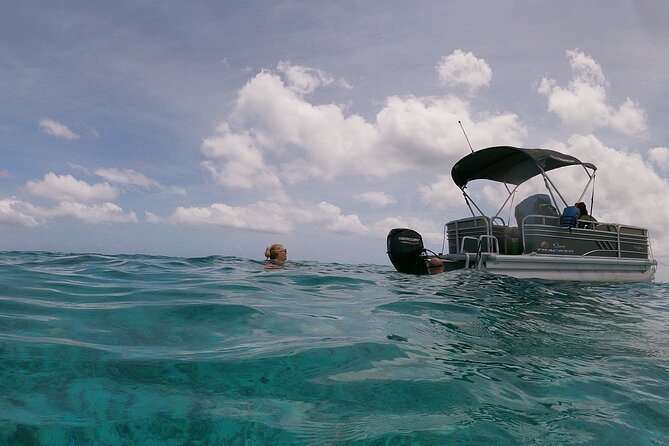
[387,228,428,275]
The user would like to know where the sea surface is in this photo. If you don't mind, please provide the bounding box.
[1,251,668,445]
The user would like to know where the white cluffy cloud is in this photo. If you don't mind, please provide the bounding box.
[420,175,466,210]
[276,60,336,95]
[39,118,80,140]
[372,216,444,246]
[293,201,368,235]
[168,201,291,233]
[15,173,138,225]
[435,50,492,93]
[201,124,286,200]
[201,57,524,195]
[26,173,118,203]
[0,195,137,227]
[157,200,368,236]
[354,191,396,208]
[47,202,138,224]
[649,146,669,170]
[0,197,40,227]
[538,49,647,136]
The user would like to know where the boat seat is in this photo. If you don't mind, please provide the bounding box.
[559,206,578,228]
[514,194,559,227]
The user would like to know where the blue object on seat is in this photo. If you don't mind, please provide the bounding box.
[559,206,578,228]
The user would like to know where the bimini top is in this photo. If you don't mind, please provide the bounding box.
[451,146,597,188]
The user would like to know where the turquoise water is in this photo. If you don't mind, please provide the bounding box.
[1,252,668,445]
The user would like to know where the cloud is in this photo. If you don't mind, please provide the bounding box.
[201,68,379,189]
[372,216,444,246]
[160,200,368,236]
[94,167,187,196]
[144,211,163,224]
[0,169,10,178]
[276,61,335,95]
[435,50,492,93]
[231,68,382,180]
[0,195,136,226]
[67,163,91,174]
[354,191,396,208]
[48,202,138,224]
[420,175,466,210]
[0,197,41,227]
[170,186,187,197]
[376,95,526,165]
[293,201,368,235]
[538,50,647,136]
[168,201,292,233]
[94,168,162,189]
[201,124,286,200]
[38,118,80,140]
[649,146,669,170]
[26,173,118,203]
[201,60,524,192]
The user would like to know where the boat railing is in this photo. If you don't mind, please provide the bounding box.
[447,213,651,259]
[520,214,652,259]
[456,237,480,269]
[477,235,500,255]
[520,214,560,226]
[447,216,508,254]
[458,235,500,254]
[459,235,481,254]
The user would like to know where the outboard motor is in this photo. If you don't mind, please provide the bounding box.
[387,228,428,275]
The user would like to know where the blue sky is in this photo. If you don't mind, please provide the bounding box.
[2,1,669,276]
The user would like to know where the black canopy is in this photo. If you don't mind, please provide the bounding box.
[451,146,597,188]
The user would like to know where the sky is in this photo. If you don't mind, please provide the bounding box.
[1,1,669,278]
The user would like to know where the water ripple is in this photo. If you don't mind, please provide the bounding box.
[0,251,668,444]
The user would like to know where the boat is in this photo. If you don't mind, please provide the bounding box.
[387,146,657,282]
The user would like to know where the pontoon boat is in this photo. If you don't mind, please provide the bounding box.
[387,146,656,282]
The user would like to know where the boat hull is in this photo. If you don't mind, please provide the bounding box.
[479,253,656,282]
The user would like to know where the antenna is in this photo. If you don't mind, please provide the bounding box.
[458,120,474,153]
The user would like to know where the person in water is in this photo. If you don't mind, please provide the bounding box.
[264,243,287,267]
[427,257,445,275]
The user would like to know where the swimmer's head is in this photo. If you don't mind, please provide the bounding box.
[265,243,286,260]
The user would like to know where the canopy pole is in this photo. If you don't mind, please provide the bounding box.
[508,190,517,227]
[462,189,485,217]
[542,171,568,208]
[576,165,596,203]
[590,173,596,216]
[493,183,519,224]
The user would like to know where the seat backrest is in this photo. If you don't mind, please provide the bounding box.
[559,206,578,228]
[514,194,558,227]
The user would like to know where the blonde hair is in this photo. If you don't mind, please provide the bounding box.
[264,243,285,260]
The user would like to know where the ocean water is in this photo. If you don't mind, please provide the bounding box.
[1,252,668,445]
